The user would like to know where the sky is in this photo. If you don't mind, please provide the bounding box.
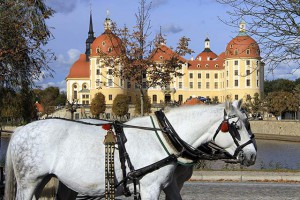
[39,0,300,91]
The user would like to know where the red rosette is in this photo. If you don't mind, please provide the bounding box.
[220,121,229,132]
[102,124,111,130]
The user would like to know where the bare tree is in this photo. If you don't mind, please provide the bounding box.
[217,0,300,74]
[101,0,193,116]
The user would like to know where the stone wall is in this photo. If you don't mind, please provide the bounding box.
[250,120,300,141]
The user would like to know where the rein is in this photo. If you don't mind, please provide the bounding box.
[45,112,254,199]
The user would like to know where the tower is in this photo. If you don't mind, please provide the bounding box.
[85,12,96,61]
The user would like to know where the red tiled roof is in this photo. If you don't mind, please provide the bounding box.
[225,35,260,59]
[66,54,90,79]
[149,44,186,62]
[195,51,218,61]
[188,58,224,70]
[91,30,124,57]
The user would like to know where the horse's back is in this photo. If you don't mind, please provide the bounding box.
[9,119,105,181]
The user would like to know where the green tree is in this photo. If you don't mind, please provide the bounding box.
[90,92,106,118]
[135,93,151,115]
[263,91,299,119]
[217,0,300,73]
[112,94,129,120]
[264,79,295,94]
[0,88,22,119]
[40,87,59,116]
[0,0,54,90]
[0,0,54,121]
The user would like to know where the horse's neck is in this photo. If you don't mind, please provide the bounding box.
[165,106,223,147]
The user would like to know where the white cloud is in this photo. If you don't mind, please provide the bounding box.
[162,24,183,34]
[152,0,168,9]
[40,80,67,92]
[57,49,81,65]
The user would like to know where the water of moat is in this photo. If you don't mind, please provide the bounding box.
[1,138,300,170]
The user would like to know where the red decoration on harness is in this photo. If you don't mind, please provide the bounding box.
[220,121,229,132]
[102,124,111,130]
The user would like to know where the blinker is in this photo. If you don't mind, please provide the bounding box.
[220,121,229,132]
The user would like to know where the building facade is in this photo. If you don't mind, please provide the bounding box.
[66,16,264,106]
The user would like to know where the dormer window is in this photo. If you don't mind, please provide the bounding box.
[197,64,200,68]
[96,48,100,53]
[246,49,250,55]
[215,64,219,68]
[102,41,106,46]
[234,49,238,55]
[230,44,233,48]
[159,56,163,60]
[205,64,209,68]
[108,47,112,52]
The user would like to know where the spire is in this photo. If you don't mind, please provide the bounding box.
[238,20,247,36]
[104,10,112,31]
[155,26,166,47]
[203,35,212,52]
[88,12,94,37]
[85,10,96,61]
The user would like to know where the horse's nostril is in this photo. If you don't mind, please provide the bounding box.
[250,154,256,162]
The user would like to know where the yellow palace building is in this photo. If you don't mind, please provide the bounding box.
[66,14,264,106]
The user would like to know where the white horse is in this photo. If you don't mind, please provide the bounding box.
[5,100,256,200]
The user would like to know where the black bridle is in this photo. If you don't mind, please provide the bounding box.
[212,111,256,158]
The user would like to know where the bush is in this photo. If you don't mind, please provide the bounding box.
[112,94,129,119]
[90,92,106,118]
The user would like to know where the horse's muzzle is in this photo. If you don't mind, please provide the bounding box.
[238,151,256,166]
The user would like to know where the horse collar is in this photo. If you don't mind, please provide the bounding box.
[154,110,216,164]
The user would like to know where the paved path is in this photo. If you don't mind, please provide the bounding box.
[120,181,300,200]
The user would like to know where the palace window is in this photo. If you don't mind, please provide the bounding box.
[109,94,112,100]
[234,70,239,76]
[247,79,250,86]
[189,73,193,79]
[246,70,250,76]
[189,82,193,89]
[108,79,113,87]
[198,82,201,89]
[206,82,210,89]
[234,60,238,65]
[198,73,201,79]
[214,73,218,79]
[234,80,239,87]
[153,95,157,104]
[178,95,183,102]
[235,95,238,100]
[179,82,183,89]
[206,73,210,79]
[214,82,218,89]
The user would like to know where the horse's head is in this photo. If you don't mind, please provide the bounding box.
[213,99,257,166]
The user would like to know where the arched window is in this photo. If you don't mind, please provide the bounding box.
[73,84,78,100]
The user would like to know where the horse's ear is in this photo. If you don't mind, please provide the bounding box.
[237,99,243,109]
[225,100,231,113]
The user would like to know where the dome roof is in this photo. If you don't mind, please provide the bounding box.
[90,30,123,57]
[66,54,90,79]
[225,35,260,59]
[195,50,217,61]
